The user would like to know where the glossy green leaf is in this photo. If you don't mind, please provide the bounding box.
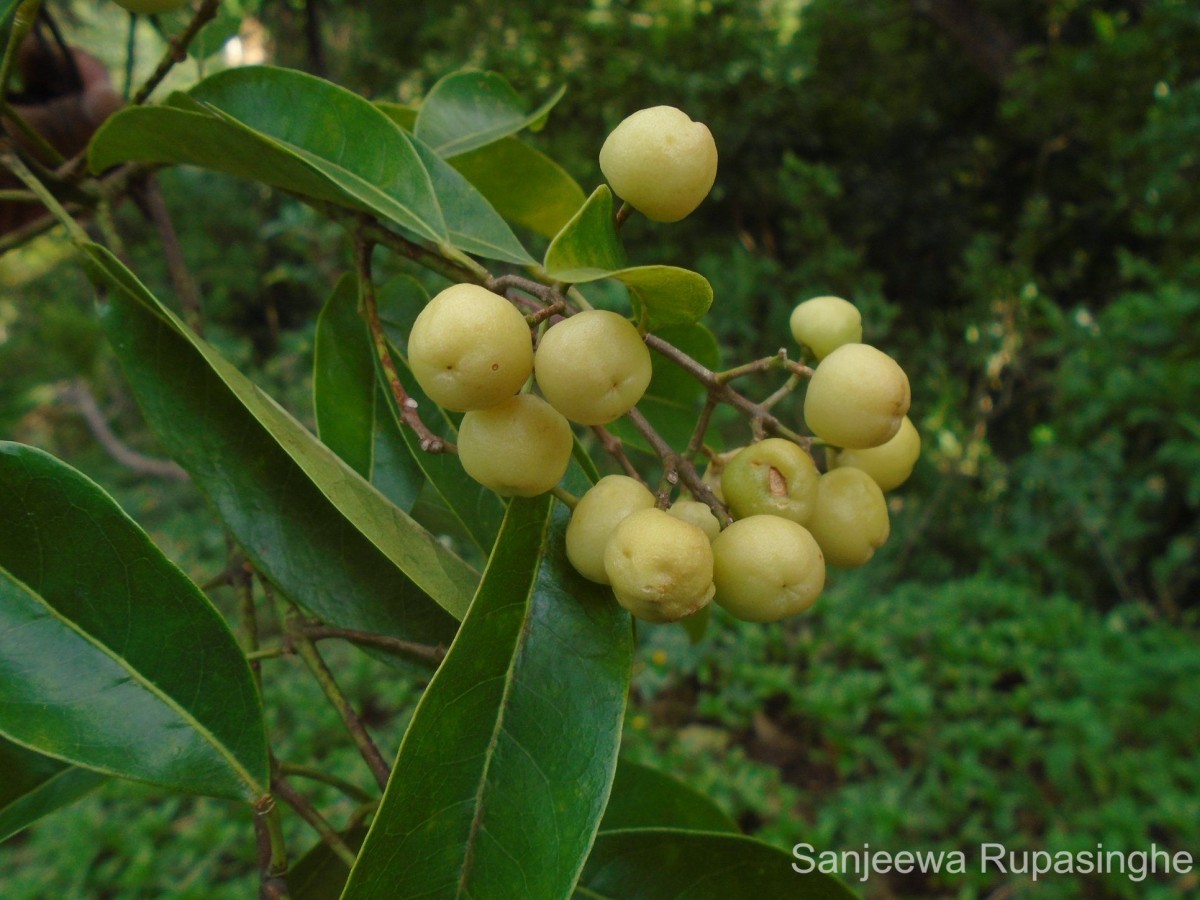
[373,277,506,555]
[576,829,857,899]
[452,137,588,238]
[599,760,739,834]
[90,66,447,246]
[342,485,633,898]
[407,135,536,265]
[0,443,269,802]
[544,185,627,278]
[545,186,713,328]
[86,243,474,645]
[611,323,721,453]
[0,739,106,844]
[0,0,21,27]
[415,69,565,158]
[380,102,582,240]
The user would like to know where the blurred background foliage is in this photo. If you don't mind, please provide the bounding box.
[1,0,1198,896]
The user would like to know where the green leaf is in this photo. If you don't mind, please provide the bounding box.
[0,442,269,802]
[599,760,739,834]
[544,185,627,277]
[90,67,447,246]
[544,187,713,328]
[407,135,536,265]
[450,136,587,239]
[0,739,106,844]
[415,69,565,158]
[372,277,506,556]
[314,276,427,511]
[576,829,858,898]
[610,323,721,453]
[0,0,21,27]
[86,243,475,645]
[342,485,633,898]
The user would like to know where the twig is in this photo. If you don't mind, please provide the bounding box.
[58,379,190,480]
[253,793,290,898]
[301,624,446,668]
[276,761,374,804]
[624,407,729,521]
[271,772,358,869]
[354,231,454,454]
[590,425,645,483]
[132,0,223,105]
[134,175,205,333]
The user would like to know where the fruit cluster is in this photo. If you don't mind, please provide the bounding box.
[405,105,919,628]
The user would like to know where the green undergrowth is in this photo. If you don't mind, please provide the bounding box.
[624,575,1200,899]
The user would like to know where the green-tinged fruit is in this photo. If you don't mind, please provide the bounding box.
[408,283,533,412]
[535,311,652,425]
[457,394,572,497]
[667,499,721,542]
[804,343,911,449]
[830,416,921,491]
[789,295,862,360]
[604,508,715,622]
[806,468,890,568]
[711,515,825,622]
[566,475,656,584]
[720,438,820,524]
[598,106,718,223]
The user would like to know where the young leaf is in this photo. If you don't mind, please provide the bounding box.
[598,759,739,834]
[576,829,857,898]
[544,186,714,328]
[415,69,566,158]
[86,243,475,647]
[0,739,106,844]
[90,67,448,246]
[0,443,269,802]
[342,486,633,898]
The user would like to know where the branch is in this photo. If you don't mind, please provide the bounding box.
[58,380,190,480]
[272,771,358,869]
[301,624,446,669]
[132,0,223,105]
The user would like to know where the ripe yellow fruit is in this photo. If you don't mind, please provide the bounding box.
[111,0,190,13]
[598,106,718,223]
[806,468,890,568]
[408,283,533,412]
[566,475,656,584]
[534,310,652,425]
[789,296,863,360]
[457,394,572,497]
[604,508,716,622]
[711,515,825,622]
[804,343,911,449]
[830,415,921,492]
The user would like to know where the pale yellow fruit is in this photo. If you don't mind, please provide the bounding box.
[830,416,921,492]
[534,311,652,425]
[408,283,533,412]
[667,499,721,542]
[720,439,820,525]
[711,515,825,622]
[604,508,716,622]
[789,296,863,360]
[457,394,572,497]
[806,468,890,568]
[598,106,718,223]
[566,475,656,584]
[804,343,911,449]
